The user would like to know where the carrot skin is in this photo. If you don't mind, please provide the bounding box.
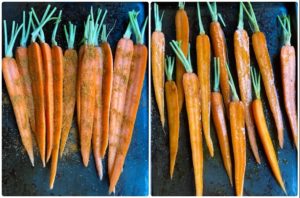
[49,45,64,189]
[196,34,213,157]
[109,45,147,192]
[151,31,165,127]
[60,49,78,157]
[175,8,189,112]
[234,29,260,163]
[2,57,34,166]
[281,45,298,149]
[211,92,233,185]
[252,32,284,148]
[100,42,113,158]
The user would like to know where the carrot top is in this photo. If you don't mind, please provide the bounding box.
[197,3,205,35]
[251,67,261,100]
[86,7,107,46]
[64,22,76,49]
[277,15,291,46]
[128,10,148,45]
[52,10,62,46]
[20,11,32,47]
[207,2,226,27]
[3,20,23,58]
[213,57,220,92]
[178,2,185,10]
[225,62,239,101]
[170,40,192,73]
[100,23,115,43]
[237,2,244,30]
[154,3,164,32]
[242,2,260,33]
[165,56,175,81]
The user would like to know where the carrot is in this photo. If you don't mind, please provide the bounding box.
[207,2,231,116]
[100,24,114,158]
[109,12,148,192]
[226,63,246,196]
[108,20,134,179]
[196,3,213,157]
[251,67,287,194]
[170,41,203,196]
[49,11,64,189]
[175,2,189,112]
[278,15,298,149]
[234,3,260,163]
[243,2,284,148]
[60,22,78,157]
[152,3,165,127]
[28,5,57,166]
[164,56,179,179]
[3,20,34,166]
[211,57,233,185]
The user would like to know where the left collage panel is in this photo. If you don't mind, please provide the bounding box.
[2,2,149,196]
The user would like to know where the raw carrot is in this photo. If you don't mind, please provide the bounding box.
[152,3,165,127]
[60,22,78,157]
[49,11,64,189]
[234,3,260,163]
[251,67,287,194]
[278,15,298,149]
[243,2,284,148]
[109,12,148,192]
[211,57,232,185]
[175,2,189,112]
[196,3,213,157]
[3,20,34,166]
[207,2,231,116]
[164,56,179,179]
[226,63,246,196]
[170,41,203,196]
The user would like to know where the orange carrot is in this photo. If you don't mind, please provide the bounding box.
[243,2,284,148]
[196,3,213,157]
[234,3,260,163]
[175,2,189,112]
[3,20,34,166]
[152,3,165,127]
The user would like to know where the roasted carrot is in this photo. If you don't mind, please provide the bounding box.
[49,11,64,189]
[196,3,213,157]
[207,2,231,116]
[211,57,232,185]
[278,15,298,149]
[60,22,78,157]
[234,3,260,163]
[3,20,34,166]
[100,24,114,158]
[170,41,203,196]
[175,2,189,112]
[251,67,287,194]
[226,63,246,196]
[108,21,134,179]
[152,3,165,127]
[164,56,179,179]
[109,12,148,192]
[243,2,284,148]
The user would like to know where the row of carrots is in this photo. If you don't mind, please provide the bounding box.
[152,2,297,196]
[2,5,148,193]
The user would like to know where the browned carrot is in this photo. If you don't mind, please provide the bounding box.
[3,20,34,166]
[234,3,260,163]
[196,3,213,157]
[152,3,165,127]
[175,2,189,112]
[243,2,284,148]
[60,22,78,157]
[211,57,233,185]
[278,15,298,149]
[109,12,148,192]
[207,2,231,116]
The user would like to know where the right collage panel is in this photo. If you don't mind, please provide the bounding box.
[151,2,298,196]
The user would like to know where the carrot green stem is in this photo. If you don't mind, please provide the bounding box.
[250,67,261,99]
[129,10,148,45]
[20,11,32,47]
[225,62,239,101]
[101,22,116,43]
[278,15,291,46]
[64,21,76,49]
[31,5,50,42]
[178,2,185,10]
[95,9,107,45]
[3,20,23,58]
[197,3,205,35]
[165,56,175,81]
[213,57,220,92]
[237,2,244,30]
[123,21,132,39]
[170,40,193,73]
[81,15,91,45]
[154,3,164,32]
[242,2,260,33]
[52,10,62,46]
[207,2,218,22]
